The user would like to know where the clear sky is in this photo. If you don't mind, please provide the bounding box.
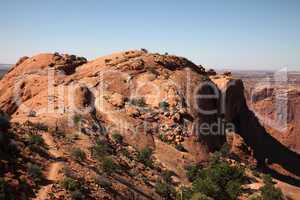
[0,0,299,70]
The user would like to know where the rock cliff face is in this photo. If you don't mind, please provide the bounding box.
[212,75,300,179]
[248,85,300,153]
[0,50,226,174]
[1,51,300,199]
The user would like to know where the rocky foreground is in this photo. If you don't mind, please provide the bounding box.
[0,50,299,199]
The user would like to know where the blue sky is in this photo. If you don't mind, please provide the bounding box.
[0,0,299,70]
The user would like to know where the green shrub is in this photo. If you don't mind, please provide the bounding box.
[91,140,111,160]
[219,143,230,157]
[130,97,146,107]
[27,163,43,183]
[192,177,220,198]
[71,148,86,162]
[161,170,175,183]
[259,175,283,200]
[155,181,175,199]
[186,164,202,182]
[176,187,193,200]
[73,115,82,125]
[102,157,118,174]
[112,132,123,144]
[192,160,245,200]
[60,177,80,191]
[159,101,169,111]
[34,123,48,131]
[137,147,153,167]
[190,192,214,200]
[28,134,44,146]
[159,133,169,143]
[226,180,242,200]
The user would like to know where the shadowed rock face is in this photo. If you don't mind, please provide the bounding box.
[213,76,300,179]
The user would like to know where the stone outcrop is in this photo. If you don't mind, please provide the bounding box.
[0,50,225,163]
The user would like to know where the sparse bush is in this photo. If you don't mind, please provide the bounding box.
[137,147,153,167]
[259,175,283,200]
[28,134,44,146]
[60,177,80,191]
[102,157,118,174]
[159,101,169,111]
[176,187,193,200]
[27,163,43,183]
[112,132,123,144]
[130,97,146,107]
[219,143,230,157]
[94,175,112,189]
[73,115,82,125]
[190,192,214,200]
[191,160,245,200]
[186,164,202,182]
[71,148,86,162]
[91,140,111,160]
[159,133,169,144]
[161,170,175,183]
[34,123,48,131]
[155,181,175,199]
[121,148,130,158]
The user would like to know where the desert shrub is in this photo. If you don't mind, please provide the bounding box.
[91,140,111,160]
[226,180,243,199]
[249,194,263,200]
[28,134,44,146]
[94,175,112,189]
[27,163,43,183]
[259,175,283,200]
[159,101,169,111]
[219,143,230,157]
[176,187,193,200]
[34,123,48,131]
[161,170,175,183]
[121,148,130,158]
[137,147,153,167]
[73,115,82,125]
[155,181,175,199]
[102,157,118,174]
[71,190,85,200]
[159,133,169,143]
[192,160,245,200]
[60,177,80,191]
[71,148,86,162]
[130,97,146,107]
[192,177,220,198]
[186,164,202,182]
[190,192,214,200]
[112,132,123,144]
[175,143,186,152]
